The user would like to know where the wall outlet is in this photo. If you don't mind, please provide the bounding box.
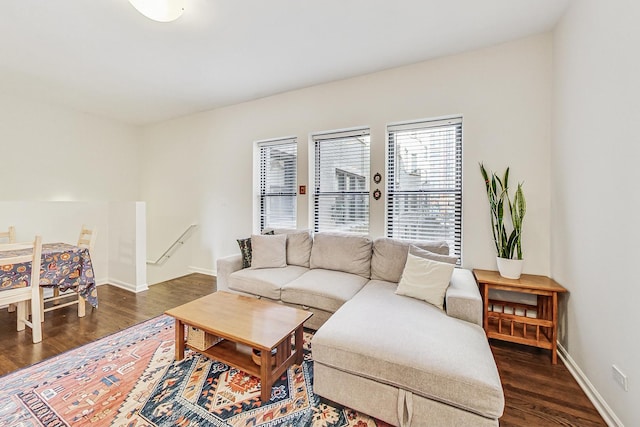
[612,365,628,391]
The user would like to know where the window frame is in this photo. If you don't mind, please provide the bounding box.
[312,128,371,234]
[257,137,298,232]
[386,117,463,261]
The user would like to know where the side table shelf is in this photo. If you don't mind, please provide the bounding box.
[473,269,568,364]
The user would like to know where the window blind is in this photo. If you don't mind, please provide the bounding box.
[258,138,297,231]
[313,129,370,233]
[386,118,462,260]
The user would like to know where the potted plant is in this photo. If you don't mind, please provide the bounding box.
[479,163,526,279]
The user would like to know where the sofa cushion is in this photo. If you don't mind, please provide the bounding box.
[228,266,308,300]
[371,237,450,283]
[281,269,368,312]
[396,253,455,310]
[310,232,372,278]
[312,280,504,420]
[409,244,458,265]
[271,229,313,268]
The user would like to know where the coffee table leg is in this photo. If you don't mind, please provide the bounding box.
[175,319,185,361]
[294,325,304,365]
[260,349,273,402]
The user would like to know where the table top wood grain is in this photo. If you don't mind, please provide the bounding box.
[473,269,567,294]
[165,291,312,351]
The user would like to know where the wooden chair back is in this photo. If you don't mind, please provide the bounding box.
[77,225,97,253]
[1,226,18,312]
[0,226,16,243]
[0,235,43,343]
[46,225,97,318]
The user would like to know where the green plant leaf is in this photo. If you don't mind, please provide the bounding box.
[479,164,526,260]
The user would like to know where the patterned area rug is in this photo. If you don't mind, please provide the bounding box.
[0,315,390,426]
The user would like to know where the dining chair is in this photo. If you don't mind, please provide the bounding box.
[45,225,97,318]
[0,235,43,343]
[0,226,16,243]
[77,224,98,253]
[1,226,18,313]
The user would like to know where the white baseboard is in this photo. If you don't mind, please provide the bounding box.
[105,278,149,293]
[188,266,216,276]
[557,342,624,427]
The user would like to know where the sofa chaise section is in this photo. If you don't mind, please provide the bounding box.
[312,280,504,426]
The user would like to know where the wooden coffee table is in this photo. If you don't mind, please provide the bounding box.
[165,291,312,401]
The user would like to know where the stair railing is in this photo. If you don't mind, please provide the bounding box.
[147,224,198,265]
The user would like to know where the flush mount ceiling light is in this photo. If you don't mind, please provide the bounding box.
[128,0,185,22]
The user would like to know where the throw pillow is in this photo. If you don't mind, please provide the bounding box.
[395,253,455,310]
[370,237,450,283]
[409,244,459,265]
[237,237,252,268]
[236,230,275,269]
[250,233,287,269]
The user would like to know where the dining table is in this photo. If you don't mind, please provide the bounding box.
[0,242,98,308]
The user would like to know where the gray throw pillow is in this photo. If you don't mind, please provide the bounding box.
[236,230,274,269]
[250,234,287,269]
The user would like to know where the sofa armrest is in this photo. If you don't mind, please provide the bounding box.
[216,254,243,292]
[445,268,483,326]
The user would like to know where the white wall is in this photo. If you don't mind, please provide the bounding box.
[552,1,640,425]
[140,33,553,282]
[0,95,146,291]
[107,201,148,292]
[0,94,140,201]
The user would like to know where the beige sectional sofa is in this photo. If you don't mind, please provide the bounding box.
[216,230,504,426]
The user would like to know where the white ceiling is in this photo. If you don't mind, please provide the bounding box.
[0,0,568,125]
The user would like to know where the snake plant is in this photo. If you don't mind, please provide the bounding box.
[479,163,526,260]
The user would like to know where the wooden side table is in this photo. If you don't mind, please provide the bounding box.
[473,269,568,364]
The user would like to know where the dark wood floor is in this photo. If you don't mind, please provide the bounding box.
[0,274,605,426]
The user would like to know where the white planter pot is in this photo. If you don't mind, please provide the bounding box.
[496,257,523,279]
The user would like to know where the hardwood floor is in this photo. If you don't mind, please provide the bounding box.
[0,273,216,375]
[492,341,605,426]
[0,274,605,426]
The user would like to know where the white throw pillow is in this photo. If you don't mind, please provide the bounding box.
[395,253,455,309]
[250,234,287,269]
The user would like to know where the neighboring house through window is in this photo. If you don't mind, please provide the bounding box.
[258,137,297,232]
[386,117,462,260]
[313,128,370,233]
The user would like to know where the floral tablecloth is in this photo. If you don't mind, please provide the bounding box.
[0,242,98,308]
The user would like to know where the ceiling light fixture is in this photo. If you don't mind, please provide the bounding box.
[128,0,185,22]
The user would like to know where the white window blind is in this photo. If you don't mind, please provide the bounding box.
[258,138,297,231]
[387,118,462,259]
[313,129,370,233]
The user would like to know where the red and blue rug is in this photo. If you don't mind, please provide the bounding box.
[0,315,389,426]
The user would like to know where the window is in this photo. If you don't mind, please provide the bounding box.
[387,117,462,259]
[258,138,297,231]
[313,129,370,233]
